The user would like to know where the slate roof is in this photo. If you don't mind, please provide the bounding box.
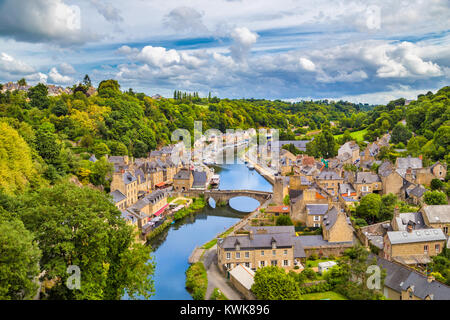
[123,171,137,185]
[396,156,423,169]
[339,183,356,195]
[174,169,191,180]
[323,207,340,230]
[293,237,306,258]
[219,233,294,250]
[296,235,353,247]
[407,185,427,198]
[317,170,342,180]
[372,255,450,300]
[394,212,426,232]
[192,171,207,188]
[422,205,450,224]
[355,172,381,184]
[387,228,446,244]
[245,226,296,235]
[306,204,329,215]
[110,190,126,203]
[378,161,394,177]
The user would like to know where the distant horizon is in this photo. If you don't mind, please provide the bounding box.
[0,1,448,105]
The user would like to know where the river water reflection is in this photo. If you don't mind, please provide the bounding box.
[133,159,273,300]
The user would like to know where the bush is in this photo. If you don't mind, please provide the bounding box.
[299,282,332,295]
[431,179,444,190]
[302,268,317,280]
[185,262,208,300]
[309,253,318,260]
[276,215,293,226]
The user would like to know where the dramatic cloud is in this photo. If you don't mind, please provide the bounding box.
[0,0,449,103]
[0,0,94,45]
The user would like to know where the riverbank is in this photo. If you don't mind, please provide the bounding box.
[146,196,206,242]
[243,154,275,184]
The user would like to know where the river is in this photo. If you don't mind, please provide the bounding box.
[140,157,273,300]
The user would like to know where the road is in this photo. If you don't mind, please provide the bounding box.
[203,246,243,300]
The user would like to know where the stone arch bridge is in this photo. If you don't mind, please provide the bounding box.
[180,189,272,206]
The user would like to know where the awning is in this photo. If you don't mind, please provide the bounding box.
[154,203,169,216]
[155,182,166,187]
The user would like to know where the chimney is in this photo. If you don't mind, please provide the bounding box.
[249,230,254,240]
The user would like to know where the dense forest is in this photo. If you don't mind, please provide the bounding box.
[0,76,448,299]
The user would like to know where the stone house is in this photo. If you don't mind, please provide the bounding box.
[315,169,344,198]
[383,228,447,265]
[337,141,360,164]
[273,176,289,205]
[378,161,404,196]
[352,172,382,199]
[111,190,127,210]
[361,142,379,163]
[217,226,300,272]
[289,184,331,223]
[305,204,329,227]
[421,205,450,236]
[415,162,447,185]
[322,207,354,243]
[173,168,194,192]
[110,170,138,208]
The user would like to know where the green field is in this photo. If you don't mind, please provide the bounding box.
[334,128,368,142]
[301,291,347,300]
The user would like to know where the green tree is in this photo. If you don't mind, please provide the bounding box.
[0,215,41,300]
[424,191,447,205]
[98,79,120,98]
[92,142,110,158]
[17,78,27,86]
[0,122,41,195]
[356,193,382,224]
[251,266,301,300]
[391,123,412,145]
[379,193,398,221]
[18,182,155,300]
[28,83,50,110]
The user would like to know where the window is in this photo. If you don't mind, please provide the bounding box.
[424,245,428,254]
[245,262,250,268]
[314,216,320,221]
[435,244,440,253]
[314,223,320,228]
[245,252,249,258]
[283,260,289,266]
[444,227,448,234]
[260,261,265,267]
[226,263,230,269]
[261,251,264,256]
[362,186,369,192]
[226,253,231,260]
[236,252,240,259]
[271,260,278,266]
[272,250,276,256]
[284,250,288,255]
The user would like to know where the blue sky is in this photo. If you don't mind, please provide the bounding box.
[0,0,449,104]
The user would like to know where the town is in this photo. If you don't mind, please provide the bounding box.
[104,125,450,300]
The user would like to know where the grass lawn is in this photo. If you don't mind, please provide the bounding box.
[334,128,368,142]
[301,291,347,300]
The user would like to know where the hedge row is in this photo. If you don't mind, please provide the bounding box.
[185,262,208,300]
